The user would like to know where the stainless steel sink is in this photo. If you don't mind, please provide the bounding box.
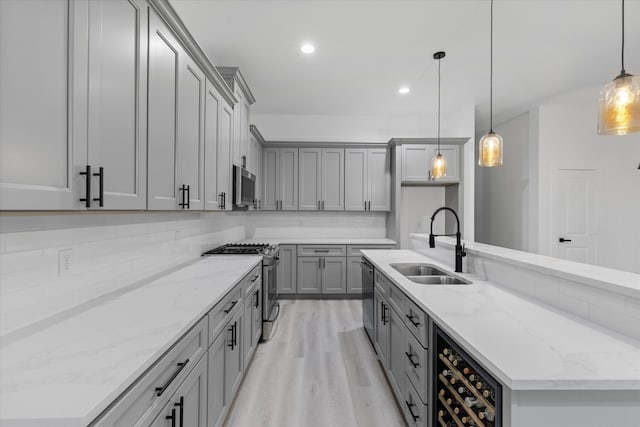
[390,263,472,285]
[405,275,472,285]
[390,263,448,277]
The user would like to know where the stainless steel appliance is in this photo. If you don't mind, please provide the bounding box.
[202,243,280,341]
[232,165,256,210]
[361,257,375,345]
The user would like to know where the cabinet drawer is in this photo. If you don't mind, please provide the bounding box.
[297,245,346,256]
[242,264,262,297]
[387,282,406,316]
[405,298,429,348]
[347,244,395,256]
[92,317,207,426]
[405,327,429,404]
[403,374,428,427]
[208,285,242,347]
[374,269,391,296]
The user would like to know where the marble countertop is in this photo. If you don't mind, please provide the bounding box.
[362,249,640,391]
[410,234,640,299]
[241,237,397,245]
[0,255,262,426]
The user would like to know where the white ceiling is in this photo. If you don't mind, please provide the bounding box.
[170,0,640,130]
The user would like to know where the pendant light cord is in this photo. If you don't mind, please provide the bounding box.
[437,56,441,155]
[621,0,625,73]
[489,0,494,133]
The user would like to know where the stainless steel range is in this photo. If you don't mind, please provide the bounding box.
[202,243,280,341]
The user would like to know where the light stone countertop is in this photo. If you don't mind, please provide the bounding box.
[362,249,640,391]
[241,237,397,245]
[0,255,262,426]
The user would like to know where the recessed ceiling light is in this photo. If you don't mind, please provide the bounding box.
[398,86,410,95]
[301,43,315,54]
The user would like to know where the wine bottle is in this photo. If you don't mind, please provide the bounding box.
[439,388,446,397]
[442,369,454,377]
[449,354,462,364]
[468,373,477,382]
[463,367,475,376]
[479,409,495,422]
[443,348,454,356]
[457,386,474,399]
[464,396,482,408]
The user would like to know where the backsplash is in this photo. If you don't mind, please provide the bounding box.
[0,212,247,336]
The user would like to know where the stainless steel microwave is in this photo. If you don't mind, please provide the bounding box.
[232,165,256,209]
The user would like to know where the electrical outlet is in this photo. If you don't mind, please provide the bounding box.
[58,248,73,276]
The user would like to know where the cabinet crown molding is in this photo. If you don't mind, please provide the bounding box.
[249,125,266,144]
[388,137,470,146]
[216,67,257,105]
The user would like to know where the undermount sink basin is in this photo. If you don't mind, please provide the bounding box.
[405,275,472,285]
[390,263,448,277]
[390,263,472,285]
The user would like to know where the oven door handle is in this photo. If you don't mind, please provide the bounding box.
[266,301,280,323]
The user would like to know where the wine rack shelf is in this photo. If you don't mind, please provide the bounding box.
[434,326,502,427]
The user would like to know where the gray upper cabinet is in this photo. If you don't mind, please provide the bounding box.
[298,148,345,211]
[204,79,220,210]
[217,102,233,210]
[262,147,298,211]
[147,10,180,210]
[401,144,460,183]
[345,148,390,211]
[177,56,205,210]
[0,0,147,210]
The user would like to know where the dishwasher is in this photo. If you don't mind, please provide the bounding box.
[361,257,375,346]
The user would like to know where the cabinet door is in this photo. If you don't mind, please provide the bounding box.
[241,101,250,162]
[344,149,367,211]
[347,256,363,294]
[321,148,344,211]
[151,356,207,427]
[298,148,321,210]
[252,286,262,346]
[277,245,297,293]
[374,289,389,369]
[279,148,298,210]
[368,148,390,211]
[321,257,347,294]
[297,257,322,294]
[203,80,220,210]
[231,87,242,166]
[207,331,227,427]
[401,144,431,182]
[177,57,205,210]
[388,307,405,399]
[147,10,180,210]
[225,310,243,402]
[217,102,233,210]
[256,144,263,208]
[242,297,253,369]
[87,0,148,210]
[0,0,84,210]
[262,148,278,211]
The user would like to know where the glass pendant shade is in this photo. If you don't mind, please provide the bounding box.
[478,131,503,167]
[431,153,447,179]
[598,73,640,135]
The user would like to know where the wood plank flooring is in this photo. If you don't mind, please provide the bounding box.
[224,299,406,427]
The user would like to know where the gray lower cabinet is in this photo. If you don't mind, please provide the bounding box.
[297,256,346,294]
[243,280,261,369]
[225,307,243,402]
[297,256,322,293]
[347,256,363,294]
[374,288,389,368]
[150,355,208,427]
[207,331,226,427]
[277,245,297,293]
[388,305,406,399]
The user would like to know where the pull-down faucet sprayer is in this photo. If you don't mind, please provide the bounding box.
[428,207,466,273]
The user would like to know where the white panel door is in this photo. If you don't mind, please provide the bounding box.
[0,0,85,210]
[401,144,430,182]
[262,148,278,210]
[217,102,233,210]
[177,57,205,210]
[280,148,298,210]
[345,149,367,211]
[87,0,147,210]
[554,169,598,264]
[368,148,390,211]
[299,148,321,210]
[204,79,220,210]
[321,148,344,210]
[147,10,180,210]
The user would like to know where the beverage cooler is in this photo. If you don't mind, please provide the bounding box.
[433,326,502,427]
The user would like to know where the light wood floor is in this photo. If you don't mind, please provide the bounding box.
[224,299,406,427]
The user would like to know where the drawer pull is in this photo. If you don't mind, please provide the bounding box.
[166,408,176,427]
[314,249,330,253]
[254,290,260,308]
[406,314,420,327]
[155,359,189,396]
[174,396,184,427]
[405,401,420,421]
[405,351,420,368]
[224,299,238,314]
[250,274,260,282]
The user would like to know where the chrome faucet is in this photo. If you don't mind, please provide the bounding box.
[428,206,466,272]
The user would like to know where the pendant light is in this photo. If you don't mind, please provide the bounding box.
[431,51,447,179]
[598,0,640,135]
[479,0,503,167]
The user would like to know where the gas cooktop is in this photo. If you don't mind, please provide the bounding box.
[202,243,275,256]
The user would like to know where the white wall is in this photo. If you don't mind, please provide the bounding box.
[399,186,446,248]
[476,85,640,273]
[0,212,247,335]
